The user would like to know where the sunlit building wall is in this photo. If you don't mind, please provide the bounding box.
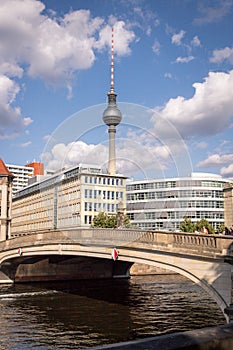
[11,164,126,236]
[126,173,232,232]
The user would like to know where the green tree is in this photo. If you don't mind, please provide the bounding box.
[91,212,116,228]
[92,212,131,228]
[195,218,215,234]
[179,217,196,233]
[216,224,225,234]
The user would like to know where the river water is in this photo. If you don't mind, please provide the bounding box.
[0,274,225,349]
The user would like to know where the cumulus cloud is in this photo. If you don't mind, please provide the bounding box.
[152,70,233,138]
[95,21,135,56]
[42,141,108,172]
[197,154,233,167]
[210,47,233,64]
[41,133,173,176]
[171,30,185,45]
[197,153,233,178]
[220,164,233,177]
[0,74,31,139]
[0,0,136,139]
[176,56,194,63]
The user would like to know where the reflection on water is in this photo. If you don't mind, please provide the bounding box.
[0,275,225,349]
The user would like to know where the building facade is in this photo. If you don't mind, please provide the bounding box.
[223,183,233,230]
[126,172,232,232]
[0,159,14,241]
[6,162,44,196]
[11,164,126,236]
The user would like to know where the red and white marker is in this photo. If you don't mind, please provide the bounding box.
[17,248,22,256]
[111,247,119,261]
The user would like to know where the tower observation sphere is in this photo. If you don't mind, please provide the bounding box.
[102,91,122,126]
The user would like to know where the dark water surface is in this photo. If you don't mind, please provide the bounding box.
[0,275,225,349]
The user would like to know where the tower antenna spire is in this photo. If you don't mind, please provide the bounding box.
[110,27,115,92]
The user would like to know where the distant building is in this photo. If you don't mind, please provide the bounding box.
[26,162,44,176]
[11,164,126,236]
[0,159,14,240]
[126,172,232,232]
[223,183,233,230]
[6,162,44,196]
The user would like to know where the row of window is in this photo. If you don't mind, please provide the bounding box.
[84,176,124,186]
[126,180,226,191]
[85,189,123,200]
[128,211,224,221]
[127,190,223,201]
[84,202,116,213]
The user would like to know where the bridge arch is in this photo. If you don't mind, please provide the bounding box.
[1,228,233,322]
[0,241,231,322]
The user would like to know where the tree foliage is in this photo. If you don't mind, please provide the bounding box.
[92,212,130,228]
[195,218,215,234]
[179,217,215,234]
[179,217,196,233]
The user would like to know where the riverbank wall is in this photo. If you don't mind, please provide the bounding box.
[90,323,233,350]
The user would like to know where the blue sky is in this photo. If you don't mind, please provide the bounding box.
[0,0,233,179]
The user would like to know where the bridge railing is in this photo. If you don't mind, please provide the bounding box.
[2,228,233,259]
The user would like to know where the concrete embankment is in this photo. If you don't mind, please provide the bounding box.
[90,324,233,350]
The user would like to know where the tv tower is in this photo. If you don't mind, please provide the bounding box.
[102,27,122,175]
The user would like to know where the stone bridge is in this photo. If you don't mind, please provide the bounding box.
[0,228,233,322]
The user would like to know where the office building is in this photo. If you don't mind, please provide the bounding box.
[126,172,232,232]
[11,164,126,236]
[6,162,44,195]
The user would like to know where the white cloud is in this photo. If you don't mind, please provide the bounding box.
[0,1,135,85]
[132,6,160,35]
[194,0,233,25]
[41,133,172,176]
[176,56,194,63]
[20,141,32,148]
[220,164,233,177]
[95,21,135,56]
[153,70,233,138]
[210,47,233,64]
[152,40,161,55]
[171,30,185,45]
[23,117,33,126]
[164,72,173,79]
[197,154,233,168]
[0,74,30,139]
[42,141,108,171]
[191,36,201,47]
[0,0,136,138]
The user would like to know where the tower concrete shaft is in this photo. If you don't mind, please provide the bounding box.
[108,124,117,175]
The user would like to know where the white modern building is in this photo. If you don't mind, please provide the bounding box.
[126,172,232,232]
[6,164,34,195]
